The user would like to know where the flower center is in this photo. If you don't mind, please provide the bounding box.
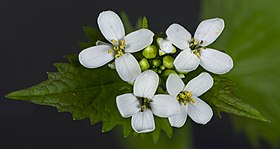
[138,97,151,112]
[176,91,195,106]
[189,38,205,58]
[108,39,126,58]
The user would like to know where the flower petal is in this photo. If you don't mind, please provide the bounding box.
[78,45,114,68]
[194,18,224,46]
[115,53,141,82]
[124,29,154,53]
[200,48,234,74]
[97,10,125,43]
[187,96,213,124]
[116,93,140,118]
[158,38,176,54]
[133,70,159,99]
[166,23,191,49]
[166,73,185,97]
[131,109,155,133]
[168,104,188,128]
[184,72,213,97]
[150,94,180,117]
[174,49,200,73]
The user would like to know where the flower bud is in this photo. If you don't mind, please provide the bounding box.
[163,55,174,69]
[152,59,161,67]
[139,58,150,71]
[157,38,176,54]
[142,45,157,59]
[159,65,165,71]
[158,50,166,56]
[162,69,177,77]
[179,73,185,78]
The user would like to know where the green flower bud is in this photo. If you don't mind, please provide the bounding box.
[170,47,177,54]
[142,45,157,59]
[159,65,165,71]
[157,69,162,74]
[163,55,174,69]
[158,49,166,56]
[179,73,185,78]
[151,68,158,73]
[139,58,150,71]
[152,59,161,67]
[162,69,177,77]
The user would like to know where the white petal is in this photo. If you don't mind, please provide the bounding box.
[97,10,125,43]
[200,48,234,74]
[187,96,213,124]
[78,45,114,68]
[194,18,224,46]
[158,38,176,54]
[131,109,155,133]
[150,94,180,117]
[116,93,140,118]
[166,23,191,49]
[133,70,159,99]
[115,53,141,82]
[124,29,154,53]
[184,72,213,97]
[166,73,185,97]
[168,104,188,128]
[174,49,200,72]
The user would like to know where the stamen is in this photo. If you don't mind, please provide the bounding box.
[193,50,201,58]
[108,49,114,54]
[110,39,126,58]
[139,98,151,112]
[176,91,195,106]
[111,39,118,45]
[120,39,125,45]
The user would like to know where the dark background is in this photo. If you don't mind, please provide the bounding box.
[0,0,269,148]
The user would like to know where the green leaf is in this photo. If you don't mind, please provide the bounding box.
[6,59,133,135]
[202,0,280,147]
[79,26,104,49]
[6,55,174,141]
[120,122,193,149]
[202,75,269,122]
[141,17,149,29]
[120,11,135,33]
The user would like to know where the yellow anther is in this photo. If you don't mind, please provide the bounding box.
[111,39,118,45]
[120,45,125,49]
[179,93,184,99]
[120,39,125,45]
[176,91,195,106]
[183,100,187,106]
[110,39,126,58]
[113,46,119,50]
[139,98,150,112]
[193,40,198,45]
[189,97,195,104]
[193,50,201,58]
[186,92,192,97]
[141,105,146,112]
[108,49,114,54]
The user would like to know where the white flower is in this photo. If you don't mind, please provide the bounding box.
[166,72,213,127]
[166,18,233,74]
[79,10,154,82]
[157,38,176,55]
[116,70,180,133]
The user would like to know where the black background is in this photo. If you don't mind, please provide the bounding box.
[0,0,271,148]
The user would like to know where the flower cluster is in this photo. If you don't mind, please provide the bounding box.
[78,10,233,133]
